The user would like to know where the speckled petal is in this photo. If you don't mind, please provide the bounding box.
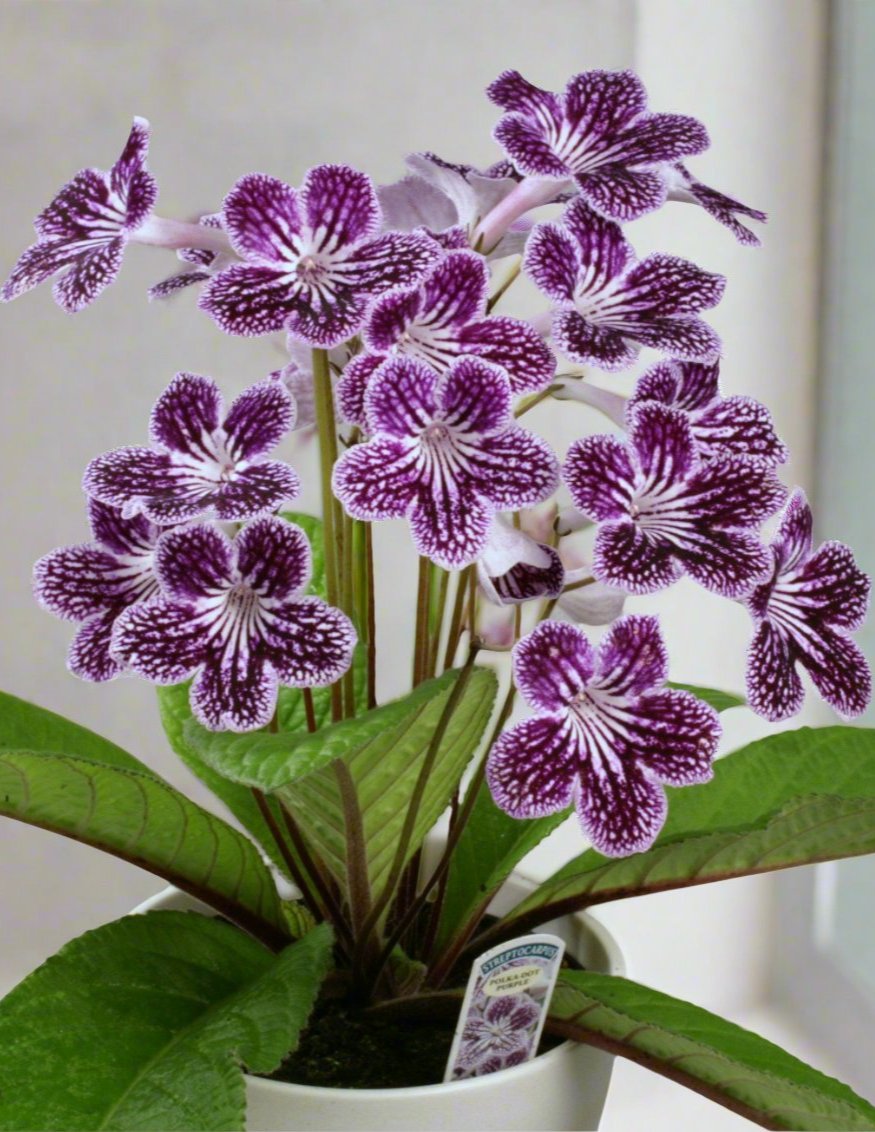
[594,614,668,697]
[235,516,311,601]
[301,164,381,255]
[439,356,512,436]
[332,436,420,520]
[345,231,440,292]
[336,354,385,426]
[575,753,668,858]
[262,597,356,686]
[512,620,596,713]
[421,251,489,325]
[552,309,639,371]
[577,165,667,222]
[487,714,579,818]
[53,237,125,313]
[460,315,556,395]
[681,529,771,597]
[802,628,872,720]
[470,427,560,509]
[771,489,813,573]
[190,652,278,732]
[746,620,806,722]
[409,490,493,568]
[34,545,136,621]
[87,498,157,556]
[625,689,720,784]
[111,599,210,685]
[493,116,570,179]
[287,290,369,348]
[522,223,579,303]
[694,394,788,464]
[800,541,870,632]
[629,403,696,492]
[149,373,222,456]
[223,380,295,460]
[593,521,683,595]
[363,287,421,354]
[83,447,177,513]
[620,253,725,317]
[563,433,635,521]
[222,173,301,261]
[68,610,126,682]
[199,263,299,336]
[211,461,301,521]
[154,524,235,602]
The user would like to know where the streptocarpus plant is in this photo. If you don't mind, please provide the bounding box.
[1,67,874,1131]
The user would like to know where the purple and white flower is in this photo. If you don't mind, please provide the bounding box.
[489,69,708,222]
[199,164,439,346]
[487,617,721,856]
[746,490,871,721]
[477,517,564,606]
[332,355,560,569]
[33,500,163,682]
[524,199,725,371]
[628,359,787,465]
[336,251,554,422]
[2,118,158,313]
[563,402,786,596]
[84,373,300,525]
[665,163,767,247]
[111,517,356,731]
[459,995,540,1066]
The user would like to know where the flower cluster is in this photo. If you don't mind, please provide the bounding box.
[8,66,869,866]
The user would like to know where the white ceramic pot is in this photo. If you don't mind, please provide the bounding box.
[133,876,624,1132]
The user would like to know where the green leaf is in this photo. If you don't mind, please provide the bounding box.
[493,726,875,938]
[668,682,746,712]
[0,750,286,947]
[549,970,875,1130]
[0,912,333,1131]
[0,689,162,778]
[157,683,295,883]
[196,668,496,897]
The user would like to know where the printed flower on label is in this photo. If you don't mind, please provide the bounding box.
[628,359,787,465]
[336,250,555,424]
[333,355,560,569]
[459,995,540,1067]
[563,402,786,596]
[111,518,356,732]
[84,373,300,525]
[665,163,767,246]
[200,164,439,346]
[746,490,871,721]
[489,69,708,222]
[487,617,721,857]
[33,500,163,682]
[524,199,724,371]
[2,118,158,312]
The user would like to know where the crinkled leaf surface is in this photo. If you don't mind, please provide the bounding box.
[0,912,333,1131]
[434,684,743,952]
[492,726,875,937]
[191,668,496,897]
[549,970,875,1130]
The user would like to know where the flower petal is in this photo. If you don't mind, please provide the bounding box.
[190,652,278,732]
[301,164,381,255]
[262,597,357,686]
[83,447,176,513]
[623,689,720,784]
[439,356,512,436]
[771,489,812,573]
[681,529,771,597]
[693,394,788,464]
[687,457,787,529]
[803,627,872,720]
[625,315,721,363]
[562,199,634,282]
[345,231,439,292]
[363,287,421,354]
[53,237,125,313]
[613,112,709,165]
[87,498,157,556]
[629,403,696,492]
[552,309,638,371]
[469,427,560,509]
[488,69,564,124]
[199,263,299,336]
[223,380,295,461]
[620,253,725,317]
[34,546,132,621]
[563,70,647,139]
[746,620,805,722]
[522,223,579,303]
[336,354,384,426]
[594,614,668,696]
[493,115,570,179]
[575,754,667,857]
[235,517,311,601]
[69,610,125,682]
[149,372,222,457]
[421,251,489,326]
[513,620,596,713]
[577,165,667,222]
[409,489,493,568]
[111,600,209,684]
[593,521,683,594]
[563,434,635,521]
[287,290,368,348]
[155,525,234,601]
[222,173,301,262]
[460,315,556,395]
[365,355,439,436]
[487,714,579,818]
[1,240,81,302]
[332,436,420,519]
[800,541,871,632]
[33,169,109,240]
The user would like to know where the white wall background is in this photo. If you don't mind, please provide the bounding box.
[0,2,834,1127]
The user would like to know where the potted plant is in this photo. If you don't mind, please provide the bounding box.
[0,67,873,1132]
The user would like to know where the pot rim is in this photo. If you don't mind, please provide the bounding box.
[132,883,624,1101]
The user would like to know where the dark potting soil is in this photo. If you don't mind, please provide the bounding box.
[270,1000,456,1089]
